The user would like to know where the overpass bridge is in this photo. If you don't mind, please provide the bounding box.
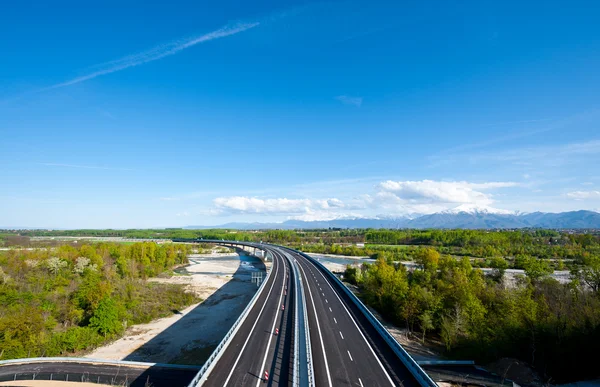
[184,240,436,387]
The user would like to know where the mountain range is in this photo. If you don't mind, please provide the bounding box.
[187,206,600,230]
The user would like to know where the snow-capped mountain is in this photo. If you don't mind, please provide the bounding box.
[186,209,600,229]
[439,204,516,215]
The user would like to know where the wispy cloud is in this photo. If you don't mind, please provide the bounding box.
[42,22,259,91]
[482,118,553,127]
[39,163,134,171]
[98,108,116,120]
[566,191,600,200]
[335,95,363,107]
[432,109,600,162]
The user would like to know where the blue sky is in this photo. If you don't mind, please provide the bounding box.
[1,0,599,228]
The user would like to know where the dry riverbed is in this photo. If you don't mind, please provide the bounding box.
[86,252,267,365]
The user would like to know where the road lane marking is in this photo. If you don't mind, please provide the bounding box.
[334,318,337,324]
[359,378,364,387]
[295,256,333,387]
[307,259,396,386]
[223,252,281,386]
[329,307,332,312]
[339,331,344,339]
[326,299,328,303]
[255,253,288,387]
[348,350,353,361]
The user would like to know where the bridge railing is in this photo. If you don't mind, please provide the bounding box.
[289,249,438,387]
[0,357,200,369]
[188,246,272,387]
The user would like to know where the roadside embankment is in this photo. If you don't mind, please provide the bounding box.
[86,252,268,365]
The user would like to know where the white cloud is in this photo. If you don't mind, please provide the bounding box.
[208,179,518,220]
[566,191,600,200]
[43,22,259,91]
[335,95,363,107]
[288,210,361,222]
[378,180,517,205]
[212,196,349,215]
[39,163,133,171]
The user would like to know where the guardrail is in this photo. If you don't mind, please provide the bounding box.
[297,258,315,386]
[188,246,272,387]
[279,249,314,387]
[0,357,200,369]
[291,249,438,387]
[287,252,300,387]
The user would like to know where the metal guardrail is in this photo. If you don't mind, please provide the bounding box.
[188,247,272,387]
[288,253,300,387]
[293,249,438,387]
[298,258,315,386]
[276,247,313,387]
[0,357,200,369]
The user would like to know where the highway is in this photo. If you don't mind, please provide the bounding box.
[202,247,295,386]
[275,247,421,387]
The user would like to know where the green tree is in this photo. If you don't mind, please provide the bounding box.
[523,257,553,283]
[419,312,434,343]
[414,248,440,272]
[89,297,123,337]
[488,257,509,283]
[573,255,600,293]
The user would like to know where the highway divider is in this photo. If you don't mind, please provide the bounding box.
[289,248,438,387]
[278,249,315,387]
[297,257,316,386]
[189,246,272,387]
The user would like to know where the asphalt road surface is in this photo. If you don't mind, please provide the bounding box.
[283,248,421,387]
[202,248,294,387]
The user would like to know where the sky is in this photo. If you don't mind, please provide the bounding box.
[1,0,600,228]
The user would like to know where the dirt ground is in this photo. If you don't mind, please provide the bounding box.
[86,253,268,365]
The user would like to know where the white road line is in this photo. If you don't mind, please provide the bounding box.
[322,293,325,296]
[223,253,281,386]
[334,318,337,324]
[329,307,332,312]
[348,350,353,361]
[326,299,328,303]
[295,256,333,387]
[306,259,396,386]
[339,331,344,340]
[255,253,288,387]
[359,378,364,387]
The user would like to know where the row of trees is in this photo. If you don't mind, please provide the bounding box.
[365,229,600,260]
[8,228,599,262]
[344,248,600,383]
[0,242,198,359]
